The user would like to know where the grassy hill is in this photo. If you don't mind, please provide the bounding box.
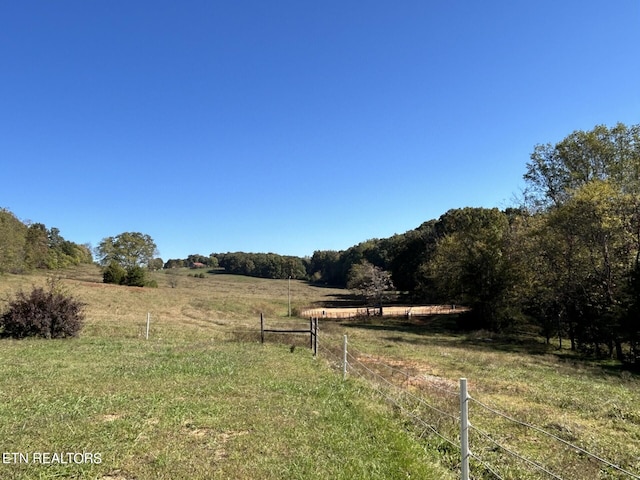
[0,265,639,479]
[0,266,453,479]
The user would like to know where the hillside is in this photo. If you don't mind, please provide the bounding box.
[0,266,639,478]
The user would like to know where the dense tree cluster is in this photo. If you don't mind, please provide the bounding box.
[306,123,640,364]
[0,210,92,274]
[213,252,307,279]
[164,254,219,270]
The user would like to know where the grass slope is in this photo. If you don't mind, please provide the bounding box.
[1,265,639,478]
[0,266,452,479]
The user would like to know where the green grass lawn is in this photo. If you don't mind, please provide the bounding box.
[0,336,453,479]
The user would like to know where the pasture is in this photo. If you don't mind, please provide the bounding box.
[0,265,639,479]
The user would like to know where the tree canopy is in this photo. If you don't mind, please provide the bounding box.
[304,123,640,365]
[0,209,92,274]
[6,122,640,364]
[95,232,158,269]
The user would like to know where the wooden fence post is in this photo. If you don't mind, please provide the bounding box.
[260,313,264,344]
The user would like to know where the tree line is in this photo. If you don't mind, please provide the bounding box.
[5,123,638,364]
[176,123,638,364]
[0,210,92,274]
[307,123,640,364]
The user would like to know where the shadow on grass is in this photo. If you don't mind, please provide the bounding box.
[338,314,556,356]
[316,293,363,308]
[333,314,640,376]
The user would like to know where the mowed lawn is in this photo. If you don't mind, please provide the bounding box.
[0,266,454,480]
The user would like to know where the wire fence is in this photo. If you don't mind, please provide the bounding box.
[317,334,640,480]
[80,311,640,479]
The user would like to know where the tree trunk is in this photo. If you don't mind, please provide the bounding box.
[615,339,624,362]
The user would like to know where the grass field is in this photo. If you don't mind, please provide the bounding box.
[1,265,639,479]
[0,266,453,479]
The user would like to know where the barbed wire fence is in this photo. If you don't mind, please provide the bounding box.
[317,332,640,480]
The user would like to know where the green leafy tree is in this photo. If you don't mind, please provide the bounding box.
[524,123,640,209]
[388,220,439,298]
[124,265,147,287]
[96,232,158,287]
[0,209,27,274]
[428,208,518,331]
[308,250,343,285]
[523,123,640,360]
[148,258,164,271]
[96,232,158,269]
[24,223,49,269]
[164,258,186,269]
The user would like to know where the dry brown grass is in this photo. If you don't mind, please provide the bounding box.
[0,264,349,340]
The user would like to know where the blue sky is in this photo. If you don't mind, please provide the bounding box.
[2,1,639,261]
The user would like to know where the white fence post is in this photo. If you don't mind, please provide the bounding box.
[460,378,470,480]
[342,335,348,381]
[146,312,150,340]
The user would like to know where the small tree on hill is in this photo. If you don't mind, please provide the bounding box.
[347,261,395,315]
[0,280,85,339]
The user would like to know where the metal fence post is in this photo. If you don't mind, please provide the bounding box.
[342,335,348,380]
[460,378,470,480]
[146,312,150,340]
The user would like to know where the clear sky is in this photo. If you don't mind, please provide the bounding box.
[2,1,639,261]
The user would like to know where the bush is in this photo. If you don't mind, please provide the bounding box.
[103,261,126,285]
[0,281,85,339]
[124,266,146,287]
[103,262,152,287]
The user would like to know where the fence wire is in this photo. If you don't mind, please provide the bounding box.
[344,351,461,453]
[469,423,564,479]
[83,313,640,480]
[318,334,640,480]
[469,396,640,480]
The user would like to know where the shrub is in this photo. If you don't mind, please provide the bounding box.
[103,262,151,287]
[124,266,146,287]
[0,281,85,339]
[103,261,126,285]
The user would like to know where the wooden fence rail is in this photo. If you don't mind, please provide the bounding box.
[260,313,318,356]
